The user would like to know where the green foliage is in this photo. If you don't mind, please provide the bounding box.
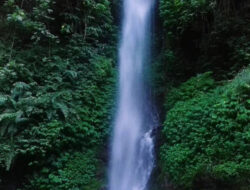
[0,0,116,187]
[160,0,211,41]
[0,41,115,168]
[156,0,250,87]
[152,50,177,96]
[156,4,250,188]
[159,68,250,189]
[0,0,116,46]
[25,150,103,190]
[165,71,215,111]
[3,0,57,43]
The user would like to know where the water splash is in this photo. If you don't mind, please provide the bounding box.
[109,0,155,190]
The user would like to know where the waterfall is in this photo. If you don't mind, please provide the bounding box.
[109,0,155,190]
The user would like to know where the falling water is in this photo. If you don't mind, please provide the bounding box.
[109,0,155,190]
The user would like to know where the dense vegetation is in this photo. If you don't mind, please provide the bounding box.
[159,70,250,189]
[154,0,250,189]
[0,0,116,189]
[0,0,249,190]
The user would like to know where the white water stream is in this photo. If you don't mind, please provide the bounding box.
[109,0,155,190]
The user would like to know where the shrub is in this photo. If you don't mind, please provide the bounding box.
[160,68,250,189]
[24,150,103,190]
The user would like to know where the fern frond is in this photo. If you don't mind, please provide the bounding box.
[56,103,69,119]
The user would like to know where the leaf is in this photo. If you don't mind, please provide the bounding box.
[56,103,69,119]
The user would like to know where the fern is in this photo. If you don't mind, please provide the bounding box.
[0,94,8,106]
[56,103,69,119]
